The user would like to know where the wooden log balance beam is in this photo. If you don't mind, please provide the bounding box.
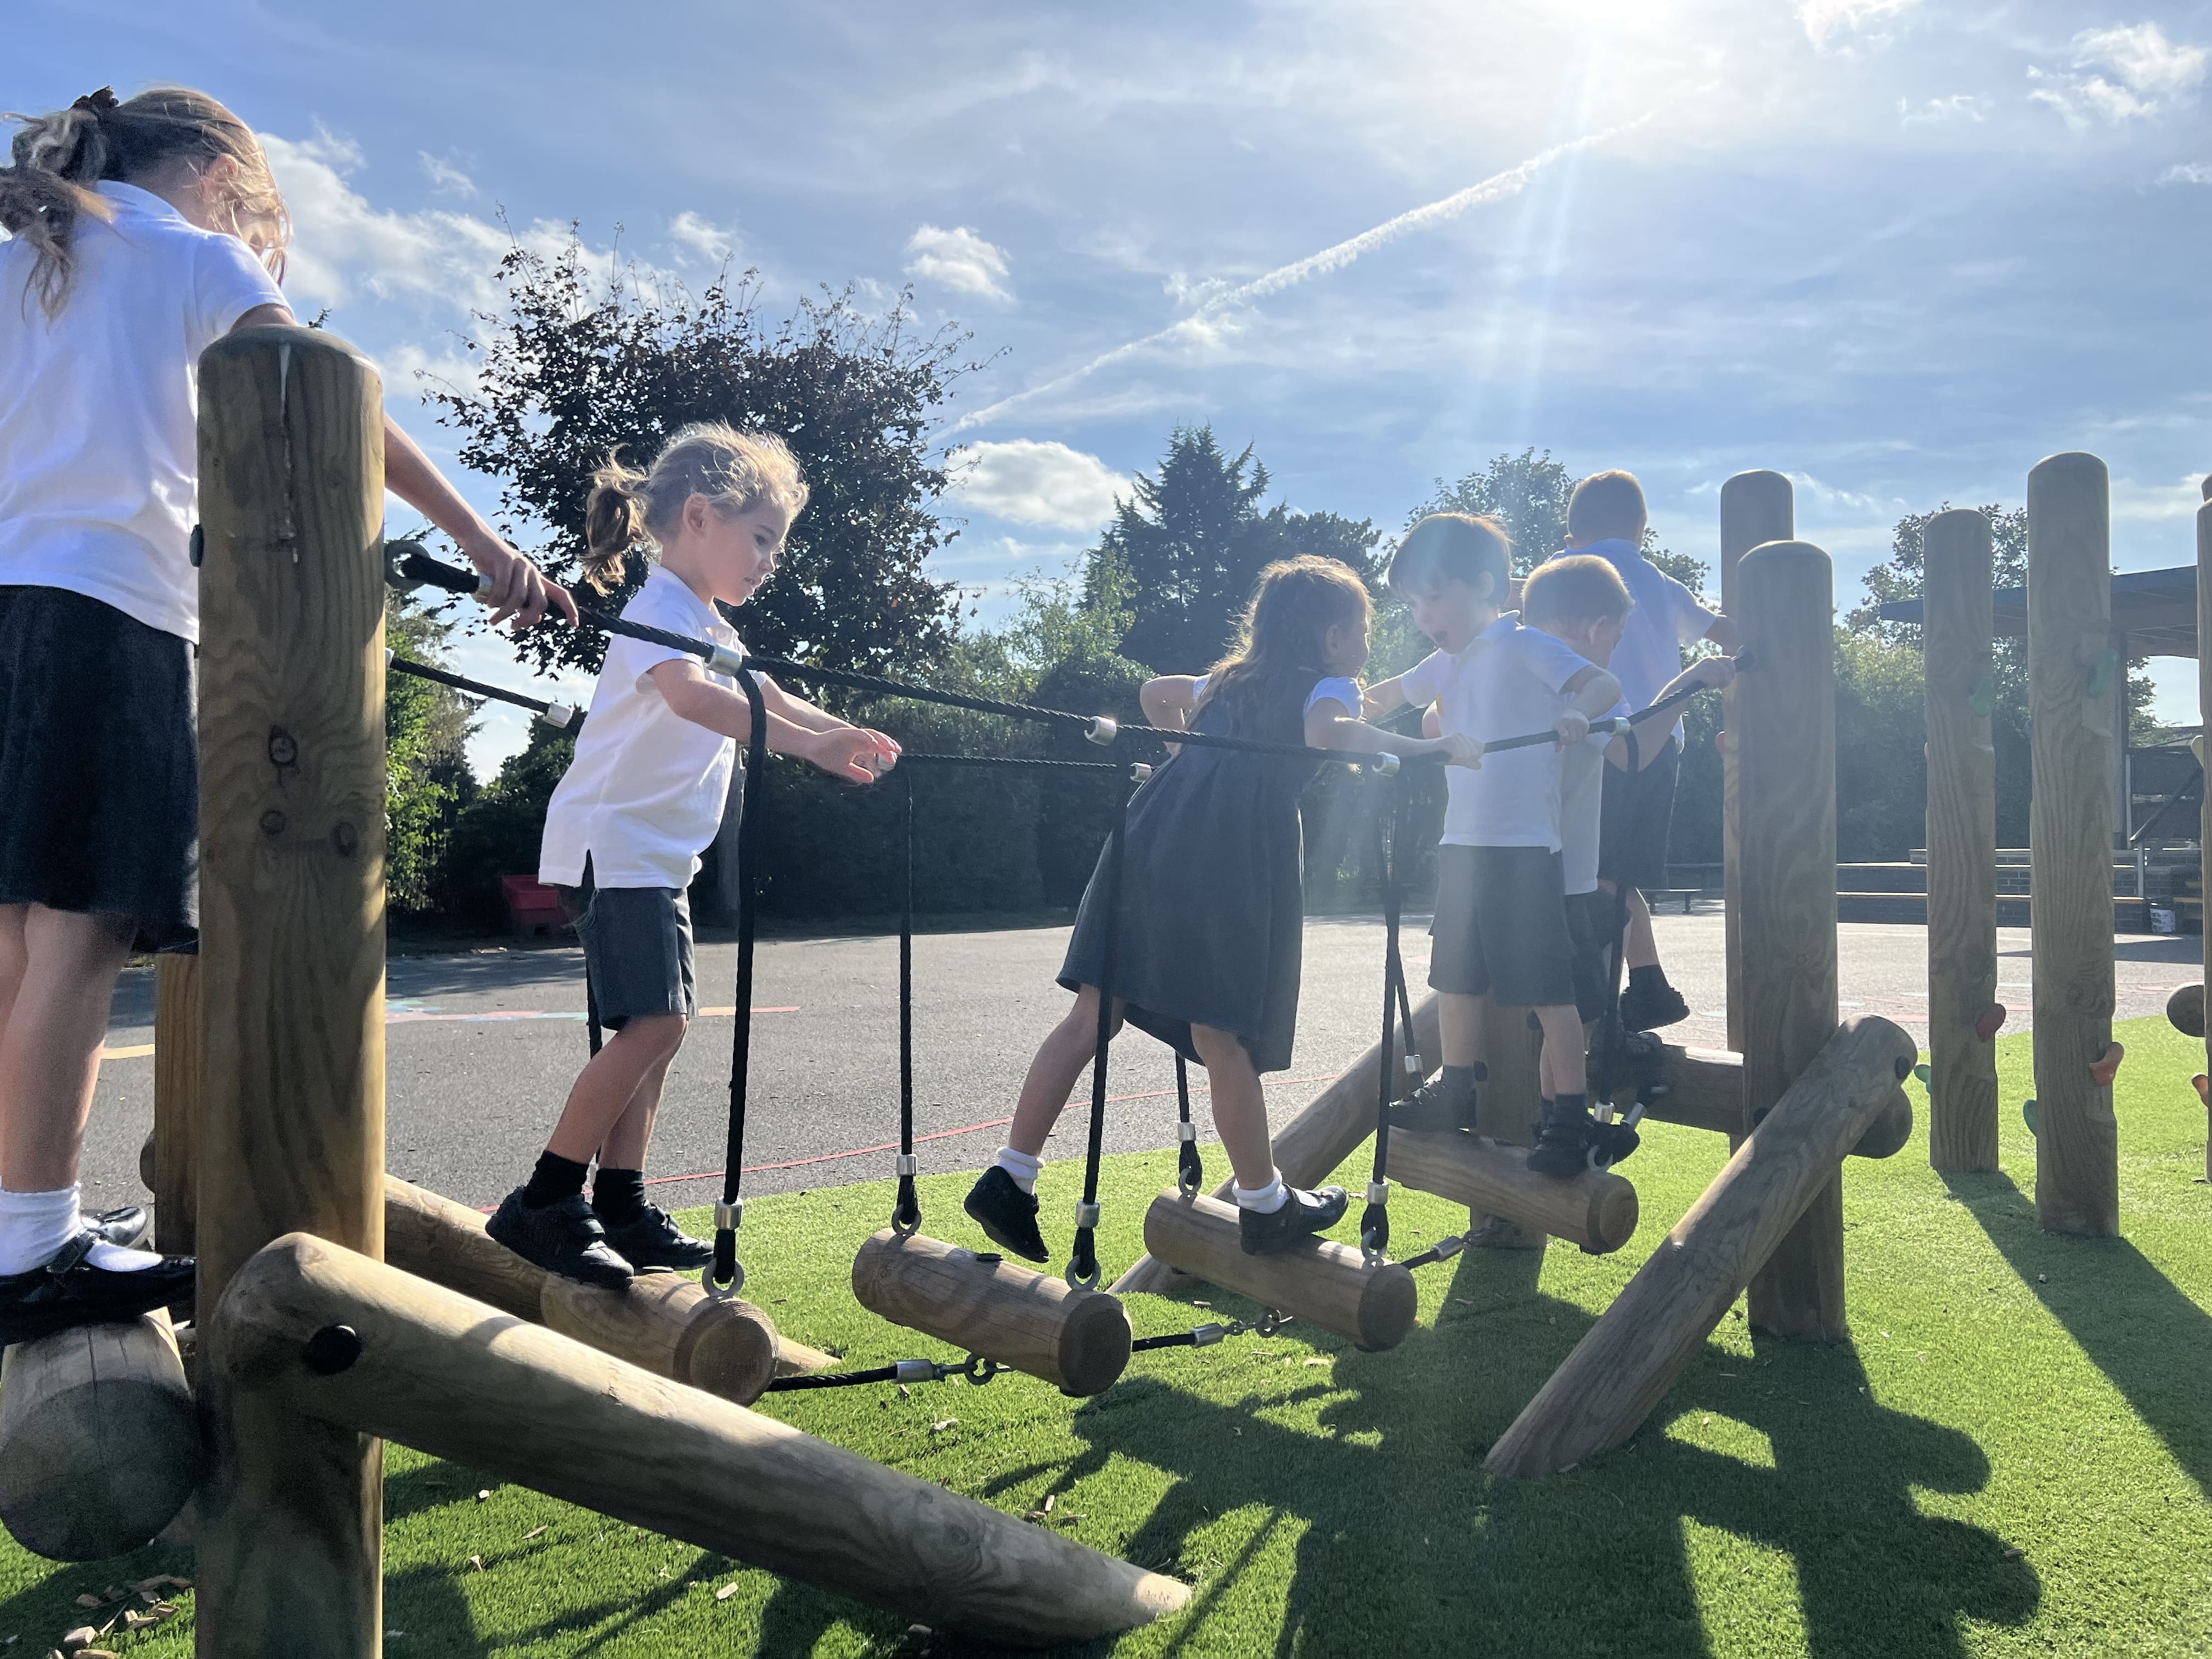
[0,1311,196,1561]
[213,1233,1187,1646]
[2027,452,2120,1237]
[1111,995,1441,1296]
[1485,1015,1918,1480]
[1140,1193,1418,1351]
[1386,1131,1639,1255]
[1614,1044,1913,1160]
[851,1230,1132,1396]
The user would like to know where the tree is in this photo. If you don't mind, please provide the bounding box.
[1412,448,1574,573]
[385,592,476,913]
[1084,425,1381,673]
[426,236,979,685]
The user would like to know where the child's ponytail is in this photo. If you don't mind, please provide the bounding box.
[582,454,652,593]
[575,423,808,594]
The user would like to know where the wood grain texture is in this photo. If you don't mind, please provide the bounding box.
[153,955,205,1254]
[1719,472,1794,1055]
[2027,453,2120,1237]
[1111,995,1440,1295]
[1470,995,1546,1247]
[381,1176,545,1323]
[541,1273,780,1407]
[850,1230,1132,1395]
[1607,1044,1909,1159]
[1924,509,2001,1172]
[0,1311,195,1561]
[1485,1017,1916,1479]
[211,1234,1188,1647]
[1140,1192,1419,1351]
[192,326,387,1658]
[1387,1131,1638,1253]
[775,1338,840,1378]
[1735,540,1846,1341]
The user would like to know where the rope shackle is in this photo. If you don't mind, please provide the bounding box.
[1369,751,1401,777]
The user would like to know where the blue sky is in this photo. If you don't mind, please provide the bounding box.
[19,1,2212,768]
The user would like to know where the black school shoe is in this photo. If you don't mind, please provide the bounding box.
[0,1232,196,1347]
[602,1204,714,1272]
[1618,978,1691,1032]
[91,1205,150,1249]
[1527,1102,1598,1178]
[1387,1074,1477,1133]
[963,1167,1048,1263]
[486,1189,634,1290]
[1239,1185,1349,1255]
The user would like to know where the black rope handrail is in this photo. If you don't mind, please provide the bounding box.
[387,651,579,727]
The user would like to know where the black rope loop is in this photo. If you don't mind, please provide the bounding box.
[1066,770,1134,1292]
[706,663,770,1299]
[1174,1054,1203,1197]
[891,765,923,1237]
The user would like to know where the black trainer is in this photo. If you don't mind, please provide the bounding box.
[1619,978,1690,1032]
[486,1188,634,1290]
[0,1233,196,1347]
[1527,1102,1598,1178]
[602,1204,714,1272]
[1388,1074,1476,1133]
[91,1205,150,1249]
[1239,1185,1348,1254]
[963,1167,1048,1263]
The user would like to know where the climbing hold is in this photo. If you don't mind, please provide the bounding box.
[1913,1063,1932,1086]
[1975,1004,2008,1043]
[1967,676,1996,718]
[2086,648,2119,699]
[2165,983,2204,1040]
[2022,1098,2038,1136]
[2192,1074,2209,1108]
[2090,1043,2124,1088]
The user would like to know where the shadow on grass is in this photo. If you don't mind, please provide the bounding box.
[1943,1168,2212,1497]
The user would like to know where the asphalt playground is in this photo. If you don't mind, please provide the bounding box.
[87,907,2202,1219]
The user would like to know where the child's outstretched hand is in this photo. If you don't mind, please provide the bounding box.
[1438,732,1483,769]
[1694,655,1739,691]
[809,726,901,785]
[1554,710,1592,747]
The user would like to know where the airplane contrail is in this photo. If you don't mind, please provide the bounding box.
[947,107,1665,438]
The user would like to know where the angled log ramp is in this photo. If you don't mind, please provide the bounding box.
[0,1311,196,1561]
[1486,1016,1916,1480]
[1387,1132,1639,1254]
[852,1230,1131,1396]
[1113,995,1441,1296]
[1141,1193,1418,1351]
[1620,1045,1914,1160]
[213,1234,1186,1646]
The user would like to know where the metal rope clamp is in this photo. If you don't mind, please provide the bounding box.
[1368,751,1401,777]
[1175,1121,1201,1196]
[1065,1200,1104,1289]
[702,1197,746,1299]
[1361,1181,1390,1267]
[1085,715,1119,746]
[538,700,577,730]
[890,1154,922,1237]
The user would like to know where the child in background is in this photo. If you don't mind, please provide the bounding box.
[489,426,899,1286]
[0,86,567,1342]
[1561,471,1739,1032]
[964,556,1475,1261]
[1362,515,1622,1178]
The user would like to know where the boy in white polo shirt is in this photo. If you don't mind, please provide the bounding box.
[1363,514,1622,1177]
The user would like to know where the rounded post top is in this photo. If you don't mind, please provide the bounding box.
[2028,451,2108,488]
[1722,469,1792,499]
[1738,537,1830,572]
[199,321,376,379]
[2200,474,2211,501]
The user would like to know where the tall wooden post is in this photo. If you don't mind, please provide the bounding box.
[1736,541,1844,1340]
[193,326,388,1656]
[1718,472,1793,1054]
[151,955,205,1254]
[1924,510,2000,1171]
[1471,996,1545,1248]
[2027,453,2119,1238]
[2199,479,2212,1147]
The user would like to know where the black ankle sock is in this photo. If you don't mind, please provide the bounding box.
[1553,1092,1589,1120]
[1440,1064,1479,1101]
[522,1150,589,1209]
[592,1166,647,1227]
[1628,965,1669,992]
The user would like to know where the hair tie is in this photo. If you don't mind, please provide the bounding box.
[70,87,120,120]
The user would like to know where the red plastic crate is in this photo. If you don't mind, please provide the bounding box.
[500,874,568,936]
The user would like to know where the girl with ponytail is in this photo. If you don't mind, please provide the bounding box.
[0,86,573,1340]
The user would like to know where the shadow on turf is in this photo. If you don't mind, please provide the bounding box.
[1943,1168,2212,1497]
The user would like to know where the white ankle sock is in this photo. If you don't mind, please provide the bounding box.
[994,1147,1042,1195]
[1232,1174,1288,1214]
[0,1186,160,1275]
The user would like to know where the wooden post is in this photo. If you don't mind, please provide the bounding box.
[1139,1193,1419,1351]
[1736,540,1845,1341]
[210,1233,1188,1648]
[0,1311,196,1561]
[2027,453,2120,1237]
[1486,1016,1917,1479]
[851,1231,1132,1395]
[1925,509,2000,1171]
[1387,1132,1638,1253]
[2198,486,2212,1188]
[1719,472,1794,1054]
[153,954,205,1254]
[1470,996,1545,1247]
[193,325,388,1657]
[1111,996,1439,1296]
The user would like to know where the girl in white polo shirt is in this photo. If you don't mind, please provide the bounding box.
[0,86,566,1343]
[489,424,899,1287]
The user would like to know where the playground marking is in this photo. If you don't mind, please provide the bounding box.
[99,1043,156,1060]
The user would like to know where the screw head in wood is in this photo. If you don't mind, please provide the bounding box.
[302,1324,363,1375]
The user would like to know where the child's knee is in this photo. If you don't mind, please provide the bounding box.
[620,1011,690,1056]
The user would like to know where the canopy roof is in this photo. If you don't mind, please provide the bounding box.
[1874,566,2199,658]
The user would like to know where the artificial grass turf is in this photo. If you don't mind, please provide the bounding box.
[2,1015,2208,1656]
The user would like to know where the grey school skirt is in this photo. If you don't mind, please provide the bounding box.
[0,586,198,951]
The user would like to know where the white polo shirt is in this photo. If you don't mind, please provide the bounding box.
[1399,614,1593,851]
[540,567,746,890]
[0,182,286,642]
[1560,694,1630,895]
[1578,538,1718,743]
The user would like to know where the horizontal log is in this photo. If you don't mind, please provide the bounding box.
[775,1337,839,1378]
[1141,1192,1418,1352]
[851,1231,1131,1396]
[2167,983,2204,1039]
[1486,1015,1917,1480]
[382,1176,544,1322]
[1626,1045,1913,1158]
[1389,1132,1638,1254]
[210,1233,1187,1646]
[542,1272,780,1407]
[0,1310,196,1561]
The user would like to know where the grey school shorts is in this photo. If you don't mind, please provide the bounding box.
[555,860,697,1029]
[1427,845,1577,1008]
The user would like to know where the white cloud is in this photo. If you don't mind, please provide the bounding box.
[946,440,1129,531]
[2159,161,2212,185]
[2031,23,2207,129]
[904,224,1014,303]
[669,210,736,267]
[2112,472,2210,523]
[417,152,477,198]
[1899,94,1988,126]
[1797,0,1919,51]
